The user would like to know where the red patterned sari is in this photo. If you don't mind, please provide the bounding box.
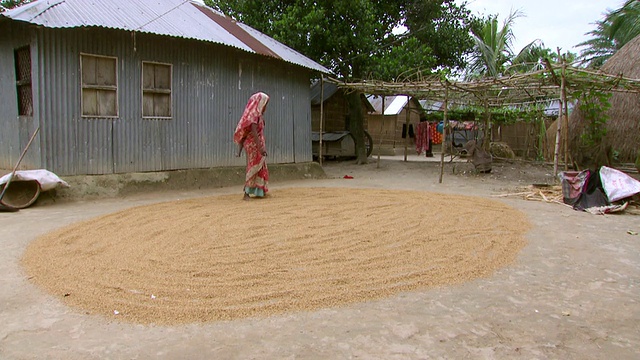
[233,92,270,197]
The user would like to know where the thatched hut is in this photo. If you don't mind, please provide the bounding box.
[564,34,640,165]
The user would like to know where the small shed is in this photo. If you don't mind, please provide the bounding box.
[310,81,374,158]
[310,81,373,132]
[0,0,330,176]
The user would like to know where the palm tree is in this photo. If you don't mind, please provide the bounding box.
[467,9,575,76]
[578,0,640,68]
[576,20,616,68]
[467,10,530,78]
[508,40,552,72]
[609,0,640,47]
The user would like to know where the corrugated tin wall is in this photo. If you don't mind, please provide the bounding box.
[2,26,313,175]
[0,21,42,171]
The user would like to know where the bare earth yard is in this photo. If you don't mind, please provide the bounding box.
[1,155,639,359]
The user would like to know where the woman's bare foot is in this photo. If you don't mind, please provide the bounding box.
[243,193,250,201]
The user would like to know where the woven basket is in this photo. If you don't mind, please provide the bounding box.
[0,180,41,209]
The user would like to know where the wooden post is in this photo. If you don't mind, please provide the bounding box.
[483,98,491,151]
[404,96,410,162]
[377,95,386,168]
[523,122,530,160]
[562,55,569,171]
[319,77,324,166]
[439,84,449,184]
[553,51,565,178]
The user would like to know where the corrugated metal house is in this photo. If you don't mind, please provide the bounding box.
[0,0,329,176]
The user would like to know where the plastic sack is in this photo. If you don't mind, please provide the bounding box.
[0,169,69,192]
[599,166,640,202]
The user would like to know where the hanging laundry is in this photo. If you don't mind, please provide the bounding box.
[415,122,432,156]
[431,123,443,144]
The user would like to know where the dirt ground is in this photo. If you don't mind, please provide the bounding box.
[1,154,640,359]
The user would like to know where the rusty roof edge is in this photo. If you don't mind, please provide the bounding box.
[191,3,281,60]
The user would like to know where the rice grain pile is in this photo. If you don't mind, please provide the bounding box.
[22,187,530,325]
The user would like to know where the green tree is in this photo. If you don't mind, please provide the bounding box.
[578,0,640,68]
[467,10,523,78]
[508,41,576,73]
[205,0,404,80]
[1,0,30,11]
[403,0,481,71]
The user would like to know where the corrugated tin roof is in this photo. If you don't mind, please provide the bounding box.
[1,0,331,74]
[310,81,340,105]
[420,99,444,112]
[311,131,351,142]
[384,96,409,115]
[366,95,408,115]
[310,81,375,112]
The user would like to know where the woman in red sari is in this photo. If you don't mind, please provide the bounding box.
[234,92,270,200]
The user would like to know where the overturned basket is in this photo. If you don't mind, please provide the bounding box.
[0,180,41,209]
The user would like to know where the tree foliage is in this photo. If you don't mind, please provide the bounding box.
[466,10,576,79]
[578,0,640,68]
[402,0,480,71]
[0,0,29,11]
[205,0,405,80]
[466,10,525,78]
[205,0,478,80]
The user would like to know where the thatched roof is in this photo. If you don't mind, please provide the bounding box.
[568,34,640,163]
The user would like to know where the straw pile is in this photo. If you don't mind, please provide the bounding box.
[495,184,566,205]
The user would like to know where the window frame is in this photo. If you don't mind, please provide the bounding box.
[80,53,119,118]
[141,60,173,120]
[14,46,33,117]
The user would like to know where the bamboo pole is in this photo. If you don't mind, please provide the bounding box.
[523,122,530,160]
[404,96,410,162]
[483,98,491,151]
[439,84,449,183]
[319,77,324,166]
[376,96,386,168]
[562,55,569,171]
[553,57,564,178]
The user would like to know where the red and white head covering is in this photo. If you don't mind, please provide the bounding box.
[234,92,269,144]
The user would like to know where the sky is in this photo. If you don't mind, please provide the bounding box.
[457,0,623,54]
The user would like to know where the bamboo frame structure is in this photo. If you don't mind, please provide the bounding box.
[329,62,640,182]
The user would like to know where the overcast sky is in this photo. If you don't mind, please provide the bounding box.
[458,0,623,54]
